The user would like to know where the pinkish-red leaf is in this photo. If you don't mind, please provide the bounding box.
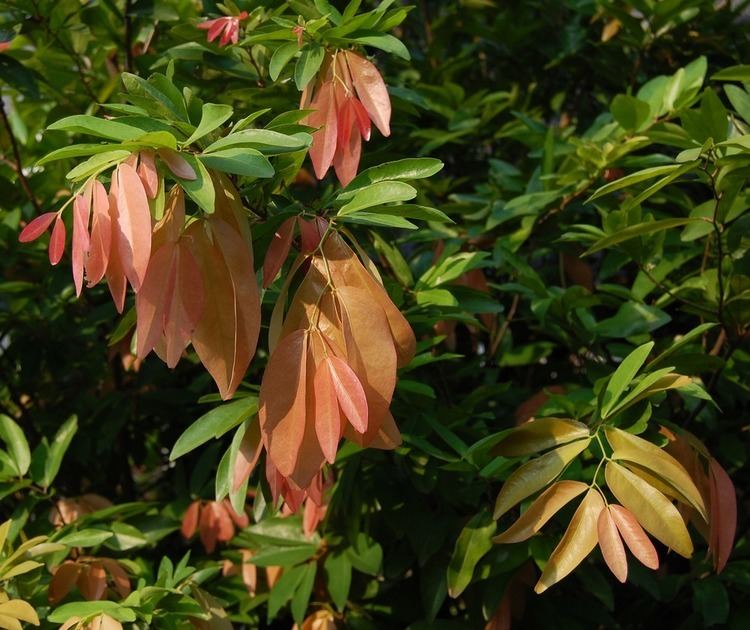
[263,216,296,288]
[115,163,152,291]
[352,97,371,141]
[163,244,204,367]
[18,212,57,243]
[333,116,362,187]
[345,51,391,137]
[49,214,66,265]
[313,357,341,464]
[326,355,368,434]
[135,244,175,359]
[105,177,127,312]
[709,457,737,573]
[86,180,111,286]
[181,500,201,539]
[137,150,159,199]
[298,217,327,254]
[159,149,196,180]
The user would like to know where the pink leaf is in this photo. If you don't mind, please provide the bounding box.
[49,215,66,265]
[86,180,111,286]
[159,150,196,180]
[115,163,153,291]
[137,150,159,199]
[18,212,57,243]
[313,358,342,464]
[306,81,338,180]
[326,355,368,434]
[298,217,327,254]
[71,186,92,297]
[352,97,372,141]
[609,504,659,570]
[345,51,391,137]
[262,216,296,288]
[598,506,628,583]
[333,116,362,187]
[163,244,204,368]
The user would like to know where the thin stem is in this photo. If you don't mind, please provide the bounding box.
[0,98,41,213]
[124,0,134,73]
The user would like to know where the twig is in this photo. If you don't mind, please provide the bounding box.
[0,98,41,213]
[491,294,519,357]
[124,0,134,72]
[248,48,265,87]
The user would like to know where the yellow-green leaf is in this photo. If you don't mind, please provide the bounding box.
[0,600,39,625]
[493,480,588,544]
[534,489,605,593]
[605,427,707,519]
[493,439,590,519]
[0,614,22,630]
[492,418,590,457]
[0,560,43,580]
[605,461,693,558]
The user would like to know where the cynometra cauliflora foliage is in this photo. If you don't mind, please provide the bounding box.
[0,0,748,628]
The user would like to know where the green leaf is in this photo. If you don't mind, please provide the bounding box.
[36,144,123,166]
[294,43,325,90]
[268,564,305,621]
[47,115,145,141]
[349,31,410,59]
[198,148,274,178]
[241,517,314,547]
[184,103,233,145]
[584,218,703,255]
[324,552,352,611]
[446,510,495,597]
[692,576,730,626]
[170,397,258,461]
[270,42,299,81]
[30,415,77,489]
[361,203,451,223]
[712,65,750,81]
[290,562,316,624]
[648,323,718,369]
[250,544,317,567]
[0,415,30,476]
[343,158,444,192]
[601,342,654,418]
[587,164,685,202]
[338,181,417,215]
[203,129,311,154]
[724,85,750,125]
[56,528,113,547]
[178,154,216,214]
[611,94,652,131]
[104,522,148,550]
[338,212,417,229]
[48,602,135,624]
[66,150,131,181]
[345,533,383,575]
[594,302,671,339]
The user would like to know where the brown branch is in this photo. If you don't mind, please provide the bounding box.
[0,98,41,213]
[491,293,520,357]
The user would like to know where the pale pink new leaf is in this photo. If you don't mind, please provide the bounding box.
[115,163,152,291]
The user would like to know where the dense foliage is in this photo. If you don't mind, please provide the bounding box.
[0,0,749,628]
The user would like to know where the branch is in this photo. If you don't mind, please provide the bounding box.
[0,98,41,213]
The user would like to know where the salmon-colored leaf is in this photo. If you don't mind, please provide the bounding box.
[222,499,249,529]
[333,111,362,187]
[18,212,57,243]
[263,216,296,288]
[708,457,737,573]
[352,97,371,141]
[326,355,368,433]
[307,81,338,179]
[137,150,159,199]
[135,244,174,359]
[313,357,341,464]
[49,215,66,265]
[598,506,628,583]
[163,244,204,368]
[115,163,152,291]
[181,500,201,539]
[609,503,659,570]
[86,180,111,286]
[72,188,92,296]
[106,175,127,312]
[345,51,391,137]
[535,489,604,593]
[493,480,588,544]
[99,558,131,599]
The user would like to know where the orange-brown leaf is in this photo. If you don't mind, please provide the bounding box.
[48,561,81,604]
[326,355,368,434]
[262,216,296,288]
[306,81,338,179]
[181,500,201,539]
[78,562,107,600]
[345,51,391,137]
[86,180,111,286]
[313,356,341,464]
[232,419,263,492]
